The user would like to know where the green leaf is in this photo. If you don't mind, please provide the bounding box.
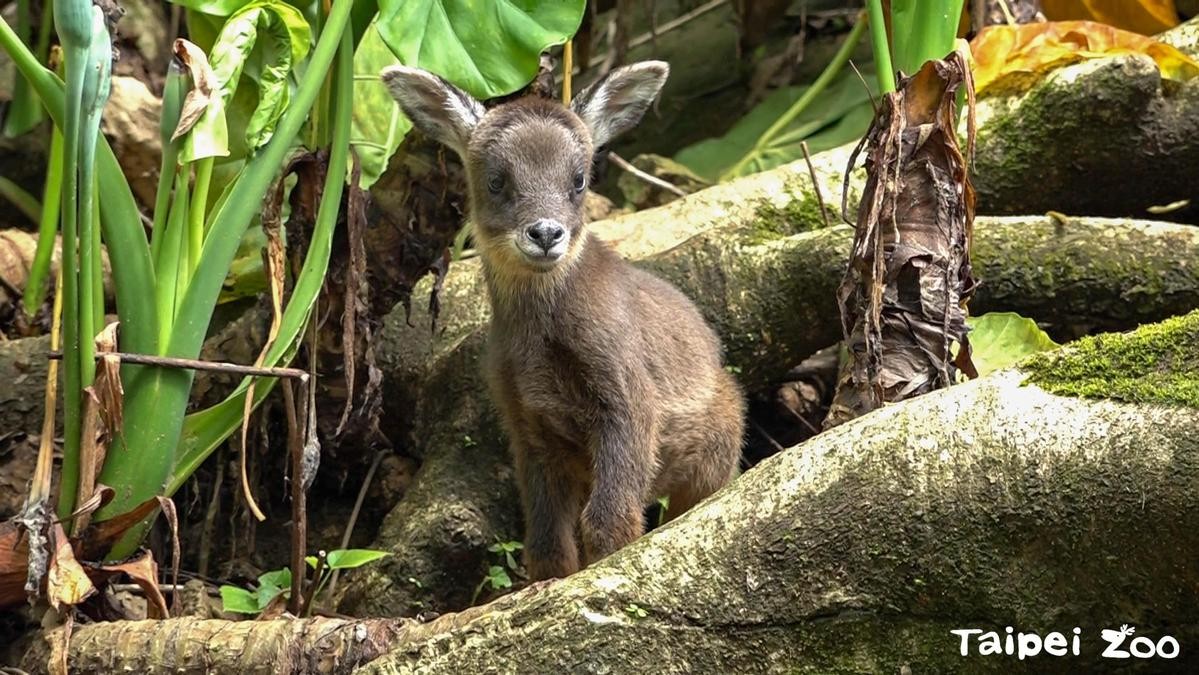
[674,70,877,181]
[486,565,512,589]
[219,585,261,614]
[377,0,585,100]
[350,18,413,189]
[255,568,291,609]
[324,549,391,570]
[172,0,254,18]
[965,312,1060,377]
[181,0,311,162]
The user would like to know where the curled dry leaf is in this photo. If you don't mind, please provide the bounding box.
[171,39,217,141]
[970,20,1199,96]
[98,551,169,619]
[47,524,96,611]
[828,48,977,428]
[75,323,123,533]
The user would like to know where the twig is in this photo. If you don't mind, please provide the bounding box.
[197,444,227,578]
[749,419,787,455]
[607,152,688,198]
[562,40,573,105]
[283,378,306,616]
[47,351,309,381]
[800,141,831,228]
[326,449,387,599]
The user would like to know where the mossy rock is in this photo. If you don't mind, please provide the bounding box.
[1024,310,1199,408]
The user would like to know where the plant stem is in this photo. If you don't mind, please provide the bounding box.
[189,156,214,275]
[866,0,896,93]
[56,44,85,522]
[22,127,63,311]
[720,10,868,181]
[0,176,41,222]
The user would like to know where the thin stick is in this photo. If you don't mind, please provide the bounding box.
[800,141,831,228]
[562,40,573,105]
[47,351,309,381]
[326,449,386,599]
[608,152,687,198]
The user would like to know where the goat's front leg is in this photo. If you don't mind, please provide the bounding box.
[516,447,586,581]
[581,401,656,564]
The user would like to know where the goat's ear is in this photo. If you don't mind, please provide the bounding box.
[381,65,485,157]
[570,61,669,147]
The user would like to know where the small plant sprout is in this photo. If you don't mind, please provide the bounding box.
[625,603,648,619]
[489,539,524,571]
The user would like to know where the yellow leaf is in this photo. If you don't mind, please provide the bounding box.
[970,20,1199,96]
[1042,0,1179,36]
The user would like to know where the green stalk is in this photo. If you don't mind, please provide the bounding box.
[1,0,44,137]
[76,7,114,380]
[720,11,868,181]
[167,7,356,499]
[155,176,189,345]
[0,176,41,222]
[90,181,103,329]
[0,13,159,357]
[891,0,966,76]
[151,61,189,270]
[866,0,896,93]
[100,0,356,552]
[53,0,92,521]
[22,126,62,311]
[188,157,214,273]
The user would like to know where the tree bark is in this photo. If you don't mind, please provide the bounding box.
[336,212,1199,617]
[971,17,1199,219]
[354,365,1199,674]
[20,336,1199,672]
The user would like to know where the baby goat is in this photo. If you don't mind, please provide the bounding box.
[383,61,745,580]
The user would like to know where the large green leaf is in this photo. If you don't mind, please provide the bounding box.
[966,312,1060,377]
[181,0,311,162]
[376,0,585,100]
[350,18,413,189]
[674,70,877,182]
[174,0,254,18]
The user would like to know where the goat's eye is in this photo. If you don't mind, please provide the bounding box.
[487,174,505,195]
[572,171,586,194]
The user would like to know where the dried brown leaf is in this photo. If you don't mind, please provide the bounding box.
[47,524,95,610]
[99,550,169,619]
[171,39,217,141]
[829,48,977,428]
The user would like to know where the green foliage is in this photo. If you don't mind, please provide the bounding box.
[350,18,413,189]
[867,0,967,93]
[304,548,392,570]
[350,0,585,189]
[473,539,523,602]
[965,312,1059,377]
[181,0,312,162]
[221,549,388,615]
[488,540,523,571]
[675,14,870,182]
[675,70,876,181]
[625,603,648,619]
[377,0,584,100]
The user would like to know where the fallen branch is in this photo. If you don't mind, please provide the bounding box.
[22,313,1199,671]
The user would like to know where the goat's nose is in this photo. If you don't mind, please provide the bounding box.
[525,219,566,251]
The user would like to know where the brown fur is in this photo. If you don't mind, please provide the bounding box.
[383,62,746,579]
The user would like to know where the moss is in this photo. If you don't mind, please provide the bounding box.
[1022,310,1199,407]
[747,190,830,244]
